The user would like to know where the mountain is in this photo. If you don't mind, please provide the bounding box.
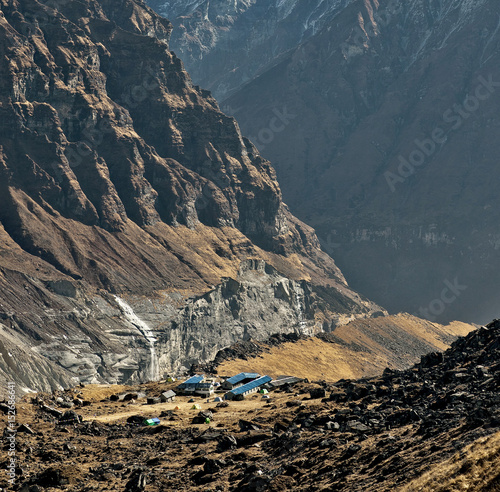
[225,0,500,325]
[0,0,391,392]
[2,320,499,490]
[161,0,500,324]
[145,0,352,100]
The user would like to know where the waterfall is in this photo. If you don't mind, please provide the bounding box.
[293,284,307,330]
[114,296,160,382]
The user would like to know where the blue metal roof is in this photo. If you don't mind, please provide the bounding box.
[229,376,272,396]
[226,372,260,385]
[178,375,204,387]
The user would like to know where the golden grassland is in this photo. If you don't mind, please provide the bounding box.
[218,314,476,381]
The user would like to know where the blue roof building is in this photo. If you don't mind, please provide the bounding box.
[222,372,260,390]
[225,375,272,400]
[178,375,204,393]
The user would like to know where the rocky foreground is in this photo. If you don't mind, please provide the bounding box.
[1,320,499,491]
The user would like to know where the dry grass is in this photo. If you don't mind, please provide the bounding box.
[218,314,477,381]
[77,384,131,402]
[218,338,385,380]
[399,432,500,492]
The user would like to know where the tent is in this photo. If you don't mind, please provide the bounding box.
[174,406,181,411]
[262,395,270,400]
[191,404,202,410]
[213,397,223,402]
[260,389,269,394]
[144,418,161,426]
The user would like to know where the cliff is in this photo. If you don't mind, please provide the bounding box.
[0,0,381,391]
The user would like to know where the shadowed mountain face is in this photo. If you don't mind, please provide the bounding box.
[161,0,500,324]
[146,0,352,101]
[0,0,386,390]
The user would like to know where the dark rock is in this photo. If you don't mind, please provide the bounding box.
[274,421,290,432]
[203,458,226,474]
[345,444,362,456]
[319,439,337,449]
[309,387,326,399]
[239,420,262,431]
[40,405,63,418]
[238,431,272,447]
[194,430,224,444]
[58,410,81,425]
[33,466,80,487]
[216,435,238,452]
[237,475,272,492]
[127,415,145,426]
[125,471,147,491]
[18,424,35,434]
[123,394,139,402]
[329,389,347,402]
[420,352,444,368]
[192,410,214,424]
[347,421,370,433]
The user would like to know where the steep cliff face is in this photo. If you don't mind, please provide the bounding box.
[216,0,500,323]
[157,259,379,374]
[146,0,352,100]
[0,0,382,391]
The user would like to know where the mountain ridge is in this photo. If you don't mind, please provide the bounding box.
[215,0,500,323]
[0,0,385,391]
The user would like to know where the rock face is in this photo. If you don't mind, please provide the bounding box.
[146,0,350,100]
[157,259,378,374]
[168,0,500,324]
[0,0,383,391]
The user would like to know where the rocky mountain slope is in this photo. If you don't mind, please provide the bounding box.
[145,0,352,100]
[0,0,391,392]
[175,0,500,324]
[1,320,498,491]
[214,314,476,380]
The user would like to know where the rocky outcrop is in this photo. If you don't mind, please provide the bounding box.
[157,259,378,374]
[0,0,383,391]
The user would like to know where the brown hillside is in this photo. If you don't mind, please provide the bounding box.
[218,314,476,380]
